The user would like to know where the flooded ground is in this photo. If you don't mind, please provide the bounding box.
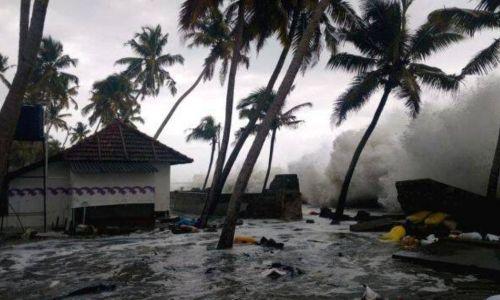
[0,207,499,299]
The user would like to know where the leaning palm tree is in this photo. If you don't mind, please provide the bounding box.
[0,53,12,88]
[329,0,465,220]
[237,88,312,192]
[82,74,136,130]
[202,0,358,228]
[154,7,249,139]
[25,36,79,109]
[116,24,184,103]
[217,0,334,249]
[186,116,221,190]
[69,122,90,145]
[429,0,499,199]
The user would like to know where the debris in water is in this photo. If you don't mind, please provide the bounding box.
[259,237,284,250]
[234,235,257,245]
[305,219,315,224]
[421,234,439,246]
[361,284,384,300]
[55,283,116,299]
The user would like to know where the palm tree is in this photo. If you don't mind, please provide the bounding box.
[186,116,221,190]
[154,7,249,139]
[0,0,49,197]
[429,0,499,199]
[237,88,312,192]
[329,0,465,220]
[45,103,71,136]
[0,54,12,88]
[69,122,90,145]
[25,36,79,109]
[116,24,184,104]
[217,0,332,249]
[202,0,357,227]
[82,74,137,129]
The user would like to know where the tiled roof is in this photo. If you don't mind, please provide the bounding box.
[70,161,158,174]
[63,119,193,164]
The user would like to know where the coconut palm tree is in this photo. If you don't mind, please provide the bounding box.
[236,88,312,192]
[69,122,90,145]
[45,103,71,136]
[329,0,465,220]
[217,0,332,249]
[116,24,184,103]
[0,54,12,88]
[186,116,221,190]
[82,74,137,129]
[0,0,49,196]
[117,104,145,129]
[154,7,250,139]
[25,36,79,109]
[201,0,357,228]
[429,0,499,199]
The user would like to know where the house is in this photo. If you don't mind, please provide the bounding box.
[1,119,193,231]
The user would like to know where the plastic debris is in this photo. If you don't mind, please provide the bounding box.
[362,285,383,300]
[380,225,406,242]
[406,211,432,224]
[261,268,286,279]
[421,234,439,246]
[458,232,482,241]
[234,235,257,245]
[424,212,448,226]
[400,236,419,250]
[486,234,500,242]
[306,219,315,224]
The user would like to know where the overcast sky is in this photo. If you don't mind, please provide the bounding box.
[0,0,498,186]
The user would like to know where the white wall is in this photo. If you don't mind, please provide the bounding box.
[4,162,72,231]
[69,171,156,208]
[152,163,170,212]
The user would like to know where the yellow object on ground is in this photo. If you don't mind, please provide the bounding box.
[424,212,448,226]
[234,235,257,244]
[380,225,406,242]
[406,211,432,224]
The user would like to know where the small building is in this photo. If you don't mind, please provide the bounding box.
[2,119,192,231]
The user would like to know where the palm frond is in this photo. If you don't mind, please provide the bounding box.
[333,70,382,125]
[428,8,499,36]
[409,23,464,60]
[327,52,377,73]
[461,38,500,75]
[410,63,462,91]
[396,68,421,117]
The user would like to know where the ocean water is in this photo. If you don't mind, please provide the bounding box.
[0,207,498,299]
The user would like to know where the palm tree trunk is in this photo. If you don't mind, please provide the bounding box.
[198,10,300,227]
[62,128,70,148]
[217,0,330,249]
[203,140,216,190]
[18,0,31,66]
[0,75,11,89]
[487,126,500,200]
[0,0,49,201]
[154,69,205,139]
[202,1,245,224]
[334,85,392,220]
[262,128,277,193]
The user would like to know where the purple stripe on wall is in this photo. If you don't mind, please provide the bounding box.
[8,186,156,197]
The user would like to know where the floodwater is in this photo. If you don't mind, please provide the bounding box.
[0,208,499,299]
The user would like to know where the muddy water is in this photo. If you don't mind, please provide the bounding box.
[0,209,499,299]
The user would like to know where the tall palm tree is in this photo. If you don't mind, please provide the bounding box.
[329,0,465,220]
[429,0,499,199]
[217,0,332,249]
[0,0,49,198]
[154,7,249,139]
[69,122,90,145]
[186,116,221,190]
[25,36,79,109]
[45,103,71,136]
[82,74,137,129]
[0,54,12,88]
[237,88,312,192]
[116,24,184,104]
[202,0,357,227]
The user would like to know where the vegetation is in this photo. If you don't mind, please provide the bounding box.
[236,88,311,192]
[0,54,12,88]
[69,122,90,145]
[186,116,221,190]
[329,0,465,219]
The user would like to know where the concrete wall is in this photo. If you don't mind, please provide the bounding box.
[4,162,72,230]
[170,190,302,220]
[152,163,170,212]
